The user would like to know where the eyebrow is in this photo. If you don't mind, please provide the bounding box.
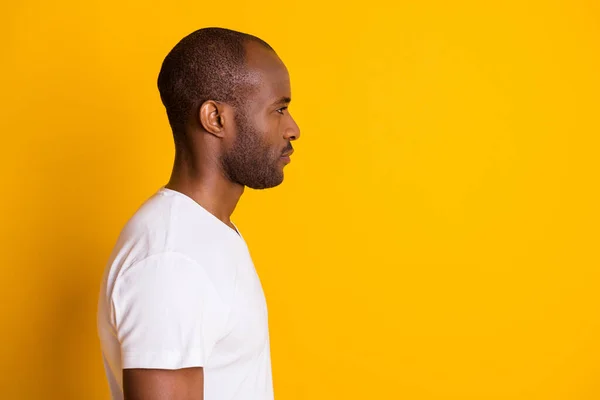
[272,96,291,106]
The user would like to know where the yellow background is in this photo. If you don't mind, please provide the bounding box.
[2,1,599,399]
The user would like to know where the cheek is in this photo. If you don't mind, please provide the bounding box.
[270,114,287,138]
[257,115,281,148]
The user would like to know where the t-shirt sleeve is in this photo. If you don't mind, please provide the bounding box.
[111,252,229,370]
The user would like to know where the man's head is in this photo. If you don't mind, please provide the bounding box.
[157,27,300,189]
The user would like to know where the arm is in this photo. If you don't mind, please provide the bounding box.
[123,367,204,400]
[113,253,228,400]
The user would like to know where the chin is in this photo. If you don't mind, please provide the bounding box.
[245,174,285,190]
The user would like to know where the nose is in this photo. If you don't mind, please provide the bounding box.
[284,115,301,141]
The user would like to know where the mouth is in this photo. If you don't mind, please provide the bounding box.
[280,148,294,164]
[281,149,294,158]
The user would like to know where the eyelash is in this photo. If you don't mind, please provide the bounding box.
[276,107,288,115]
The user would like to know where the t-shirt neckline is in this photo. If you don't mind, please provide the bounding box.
[159,186,243,240]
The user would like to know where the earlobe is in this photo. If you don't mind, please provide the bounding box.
[199,100,226,138]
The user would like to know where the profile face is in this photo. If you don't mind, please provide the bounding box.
[221,41,301,190]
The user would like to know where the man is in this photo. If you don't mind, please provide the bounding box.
[97,27,300,400]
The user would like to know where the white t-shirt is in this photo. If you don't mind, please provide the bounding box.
[97,187,274,400]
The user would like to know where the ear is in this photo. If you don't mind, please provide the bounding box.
[199,100,227,138]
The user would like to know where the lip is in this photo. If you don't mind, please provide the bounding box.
[280,149,294,164]
[281,149,294,158]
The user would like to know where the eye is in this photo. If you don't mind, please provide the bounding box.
[276,106,288,115]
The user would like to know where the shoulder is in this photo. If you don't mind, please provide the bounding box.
[111,251,228,312]
[113,189,216,261]
[116,251,207,289]
[103,189,240,300]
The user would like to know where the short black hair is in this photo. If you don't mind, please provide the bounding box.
[157,27,274,139]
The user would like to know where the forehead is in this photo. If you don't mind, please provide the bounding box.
[243,41,291,103]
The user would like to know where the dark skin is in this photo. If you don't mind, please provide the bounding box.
[122,41,300,399]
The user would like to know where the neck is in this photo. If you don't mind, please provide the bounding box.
[165,148,244,230]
